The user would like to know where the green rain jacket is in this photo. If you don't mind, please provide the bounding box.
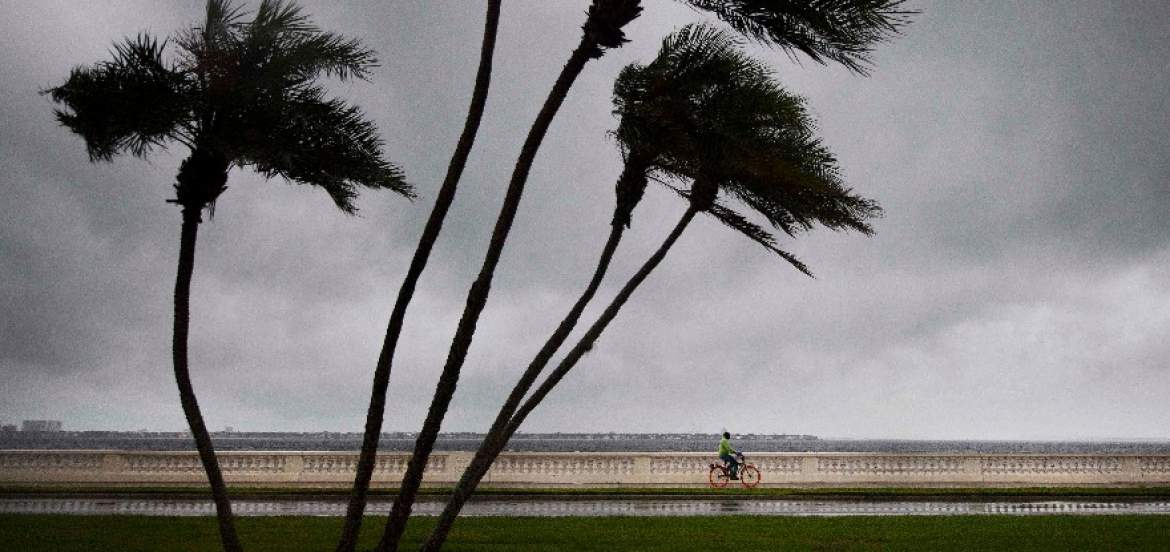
[718,437,734,457]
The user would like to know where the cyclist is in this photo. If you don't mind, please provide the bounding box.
[717,431,739,480]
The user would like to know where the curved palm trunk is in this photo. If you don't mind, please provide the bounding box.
[335,3,501,551]
[420,226,624,551]
[508,209,697,425]
[419,163,647,550]
[419,206,697,551]
[511,206,699,431]
[376,32,608,552]
[174,207,242,552]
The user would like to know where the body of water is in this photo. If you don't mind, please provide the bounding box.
[3,433,1170,454]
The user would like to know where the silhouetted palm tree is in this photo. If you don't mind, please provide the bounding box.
[45,2,410,550]
[378,1,909,549]
[333,2,501,552]
[419,23,884,550]
[680,0,912,75]
[375,2,643,551]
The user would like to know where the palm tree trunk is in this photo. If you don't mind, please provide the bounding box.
[515,206,698,423]
[335,3,501,551]
[375,33,606,552]
[173,206,242,552]
[419,165,647,550]
[419,206,697,550]
[509,206,696,439]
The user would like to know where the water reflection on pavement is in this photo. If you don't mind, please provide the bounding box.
[3,497,1170,517]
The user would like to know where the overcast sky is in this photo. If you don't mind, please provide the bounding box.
[1,1,1167,440]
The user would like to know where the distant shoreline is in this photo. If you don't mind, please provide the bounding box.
[4,432,1170,454]
[1,430,818,440]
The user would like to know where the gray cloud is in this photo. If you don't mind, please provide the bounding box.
[1,1,1167,439]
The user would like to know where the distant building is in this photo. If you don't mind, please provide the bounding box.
[21,420,63,432]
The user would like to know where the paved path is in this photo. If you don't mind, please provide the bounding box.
[3,496,1169,517]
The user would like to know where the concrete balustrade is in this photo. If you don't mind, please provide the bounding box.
[2,450,1168,488]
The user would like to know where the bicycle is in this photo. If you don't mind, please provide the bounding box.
[708,452,761,488]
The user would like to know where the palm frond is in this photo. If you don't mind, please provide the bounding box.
[277,32,377,81]
[206,0,246,27]
[50,0,407,214]
[250,0,313,35]
[608,22,880,271]
[613,24,805,165]
[242,0,375,80]
[44,33,192,160]
[665,184,812,276]
[611,24,772,213]
[234,87,411,213]
[581,0,644,58]
[680,0,914,74]
[708,200,813,276]
[728,174,881,237]
[198,0,244,58]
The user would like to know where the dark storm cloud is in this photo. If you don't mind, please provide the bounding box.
[1,1,1167,438]
[829,1,1170,267]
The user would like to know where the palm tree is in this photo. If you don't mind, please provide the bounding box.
[681,0,912,75]
[375,2,643,551]
[45,2,410,550]
[333,2,501,551]
[419,23,883,550]
[376,2,909,549]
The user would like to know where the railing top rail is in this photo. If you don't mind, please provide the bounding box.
[3,450,1170,458]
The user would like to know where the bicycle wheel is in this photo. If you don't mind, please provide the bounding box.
[738,465,761,488]
[708,465,730,488]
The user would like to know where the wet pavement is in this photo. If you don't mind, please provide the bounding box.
[3,496,1169,517]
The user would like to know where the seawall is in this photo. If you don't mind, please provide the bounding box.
[3,450,1169,488]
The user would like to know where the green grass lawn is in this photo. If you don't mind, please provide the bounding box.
[2,515,1169,551]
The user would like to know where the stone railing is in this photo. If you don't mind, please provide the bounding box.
[2,450,1168,488]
